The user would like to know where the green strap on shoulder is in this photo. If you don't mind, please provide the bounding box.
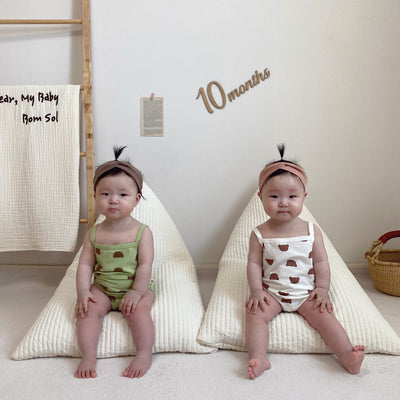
[90,223,146,244]
[90,224,98,244]
[135,224,147,243]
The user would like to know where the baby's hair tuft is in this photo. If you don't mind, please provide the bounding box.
[277,143,285,160]
[113,145,127,161]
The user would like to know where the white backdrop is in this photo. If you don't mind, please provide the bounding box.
[1,0,400,265]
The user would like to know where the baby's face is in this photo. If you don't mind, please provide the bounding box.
[94,173,141,220]
[258,173,306,222]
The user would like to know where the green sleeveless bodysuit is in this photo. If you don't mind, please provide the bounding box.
[91,223,148,310]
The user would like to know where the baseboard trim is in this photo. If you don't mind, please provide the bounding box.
[0,264,68,269]
[347,263,368,268]
[195,264,218,270]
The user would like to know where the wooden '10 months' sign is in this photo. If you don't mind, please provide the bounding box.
[196,67,270,114]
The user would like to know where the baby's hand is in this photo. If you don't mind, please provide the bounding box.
[308,288,333,313]
[119,289,142,315]
[245,289,270,314]
[75,289,97,318]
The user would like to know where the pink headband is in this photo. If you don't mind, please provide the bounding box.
[258,162,307,191]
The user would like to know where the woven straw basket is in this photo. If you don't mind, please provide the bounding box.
[365,230,400,296]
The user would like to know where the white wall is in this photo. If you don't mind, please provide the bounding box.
[1,0,400,266]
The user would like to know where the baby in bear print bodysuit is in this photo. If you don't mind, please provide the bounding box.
[245,145,365,379]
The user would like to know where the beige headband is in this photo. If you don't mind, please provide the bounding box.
[93,160,143,193]
[258,162,307,191]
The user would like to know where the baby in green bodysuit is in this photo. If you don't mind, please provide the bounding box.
[75,146,154,379]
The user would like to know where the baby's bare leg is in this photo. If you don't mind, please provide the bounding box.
[245,294,281,379]
[298,301,364,374]
[75,285,111,379]
[122,290,154,378]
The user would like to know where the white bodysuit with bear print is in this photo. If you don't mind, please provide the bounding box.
[253,221,315,312]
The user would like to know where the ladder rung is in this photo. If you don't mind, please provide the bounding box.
[0,19,82,25]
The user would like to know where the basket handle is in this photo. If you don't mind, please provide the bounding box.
[365,230,400,262]
[378,230,400,244]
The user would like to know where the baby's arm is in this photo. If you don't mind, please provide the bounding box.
[75,230,96,318]
[119,226,154,315]
[308,224,333,313]
[245,231,270,314]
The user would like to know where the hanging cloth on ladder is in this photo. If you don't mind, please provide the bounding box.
[0,85,80,252]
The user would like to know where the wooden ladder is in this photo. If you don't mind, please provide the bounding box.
[0,0,96,228]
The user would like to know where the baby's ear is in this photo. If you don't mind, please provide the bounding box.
[304,192,308,198]
[257,191,261,199]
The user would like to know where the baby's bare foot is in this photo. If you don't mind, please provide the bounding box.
[248,358,271,379]
[338,345,365,374]
[123,354,152,378]
[74,357,97,379]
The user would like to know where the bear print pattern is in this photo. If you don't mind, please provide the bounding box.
[90,224,147,310]
[286,260,297,267]
[262,282,270,290]
[255,223,316,311]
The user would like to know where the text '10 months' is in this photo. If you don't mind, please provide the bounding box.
[196,67,270,114]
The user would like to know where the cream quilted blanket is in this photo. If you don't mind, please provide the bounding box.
[0,85,80,252]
